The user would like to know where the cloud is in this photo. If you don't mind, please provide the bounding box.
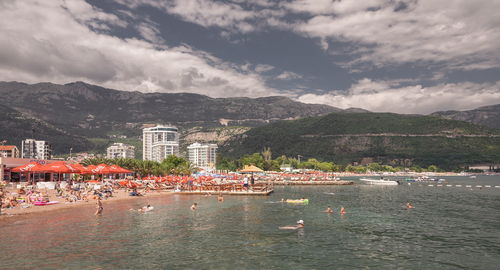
[0,0,277,98]
[276,71,302,80]
[289,0,500,71]
[254,64,275,73]
[126,0,500,72]
[135,21,164,44]
[117,0,290,35]
[296,79,500,114]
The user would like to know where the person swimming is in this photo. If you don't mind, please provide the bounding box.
[138,204,154,212]
[217,194,224,202]
[340,207,346,215]
[279,220,305,230]
[324,206,334,213]
[406,202,414,209]
[191,202,198,210]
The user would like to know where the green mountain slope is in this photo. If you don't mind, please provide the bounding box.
[0,104,92,154]
[220,113,500,169]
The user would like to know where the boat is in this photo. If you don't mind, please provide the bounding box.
[469,175,477,179]
[360,178,400,185]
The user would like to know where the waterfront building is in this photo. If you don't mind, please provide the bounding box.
[187,143,217,171]
[0,145,20,158]
[106,143,135,159]
[21,139,52,160]
[143,125,179,162]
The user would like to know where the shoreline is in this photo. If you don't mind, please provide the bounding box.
[0,189,174,219]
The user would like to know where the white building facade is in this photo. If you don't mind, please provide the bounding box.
[187,143,217,171]
[106,143,135,159]
[143,125,179,162]
[21,139,52,160]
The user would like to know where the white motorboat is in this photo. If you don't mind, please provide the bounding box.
[360,178,400,185]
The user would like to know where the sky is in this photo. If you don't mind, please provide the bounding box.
[0,0,499,114]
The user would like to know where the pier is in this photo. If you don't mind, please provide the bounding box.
[170,190,274,196]
[257,180,354,186]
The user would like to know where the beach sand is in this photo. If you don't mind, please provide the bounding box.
[0,188,173,219]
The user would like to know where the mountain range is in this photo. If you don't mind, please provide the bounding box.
[0,81,343,153]
[0,81,499,168]
[432,104,500,129]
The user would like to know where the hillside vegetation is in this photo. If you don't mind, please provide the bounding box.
[220,113,500,169]
[0,105,92,153]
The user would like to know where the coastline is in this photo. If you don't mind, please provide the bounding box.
[0,189,174,219]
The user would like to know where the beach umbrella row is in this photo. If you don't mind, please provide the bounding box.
[11,162,133,175]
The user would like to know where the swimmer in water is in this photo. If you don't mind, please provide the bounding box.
[279,220,305,230]
[406,202,414,209]
[324,206,334,213]
[217,194,224,202]
[191,202,198,210]
[340,207,346,215]
[138,204,153,212]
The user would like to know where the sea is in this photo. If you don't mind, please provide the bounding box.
[0,175,499,269]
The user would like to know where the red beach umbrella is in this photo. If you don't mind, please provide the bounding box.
[39,162,79,174]
[11,161,46,173]
[109,165,132,173]
[72,163,91,174]
[93,164,114,174]
[86,165,98,174]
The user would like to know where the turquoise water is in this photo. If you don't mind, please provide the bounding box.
[1,176,499,269]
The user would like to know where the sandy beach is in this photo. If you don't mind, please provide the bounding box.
[0,187,174,219]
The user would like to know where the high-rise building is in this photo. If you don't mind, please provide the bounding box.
[21,139,52,160]
[143,125,179,162]
[187,143,217,171]
[106,143,135,159]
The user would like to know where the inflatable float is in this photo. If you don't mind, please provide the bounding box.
[34,201,59,206]
[286,199,309,204]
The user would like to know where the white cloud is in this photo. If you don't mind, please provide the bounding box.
[127,0,500,71]
[254,64,275,73]
[296,79,500,114]
[154,0,257,33]
[135,21,164,44]
[289,0,500,70]
[0,0,278,98]
[276,71,302,80]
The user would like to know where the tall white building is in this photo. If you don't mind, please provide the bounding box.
[143,125,179,162]
[21,139,52,160]
[106,143,135,159]
[187,143,217,171]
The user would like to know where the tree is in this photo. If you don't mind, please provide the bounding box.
[261,147,272,161]
[240,153,265,169]
[427,165,438,172]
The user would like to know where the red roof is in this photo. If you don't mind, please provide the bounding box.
[0,145,17,151]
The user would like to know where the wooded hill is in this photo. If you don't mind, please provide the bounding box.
[220,112,500,169]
